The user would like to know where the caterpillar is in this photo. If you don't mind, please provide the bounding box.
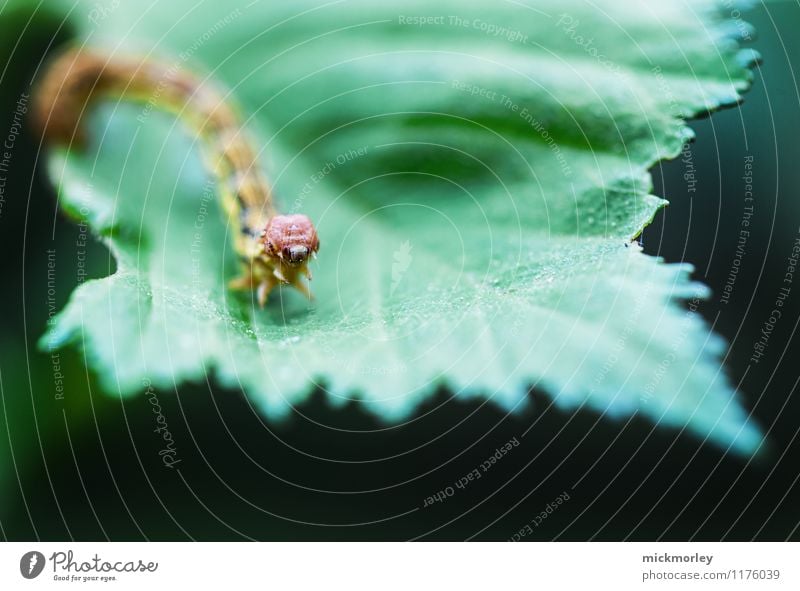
[33,47,319,307]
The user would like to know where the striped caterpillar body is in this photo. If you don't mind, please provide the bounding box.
[33,47,319,306]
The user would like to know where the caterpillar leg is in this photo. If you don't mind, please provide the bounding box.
[228,269,275,308]
[256,277,279,308]
[272,266,312,301]
[229,262,312,306]
[289,276,313,301]
[228,272,254,291]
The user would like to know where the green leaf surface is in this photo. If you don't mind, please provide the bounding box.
[43,0,763,453]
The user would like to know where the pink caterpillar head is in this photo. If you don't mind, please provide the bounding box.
[261,214,319,267]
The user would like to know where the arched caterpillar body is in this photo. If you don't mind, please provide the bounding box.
[33,47,319,306]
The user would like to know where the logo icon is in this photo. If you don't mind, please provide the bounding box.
[20,551,45,579]
[391,240,413,295]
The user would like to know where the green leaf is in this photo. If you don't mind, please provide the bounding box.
[43,0,763,453]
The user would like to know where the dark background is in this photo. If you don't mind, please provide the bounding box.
[0,2,797,540]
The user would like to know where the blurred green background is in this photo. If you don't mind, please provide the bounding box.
[0,1,798,540]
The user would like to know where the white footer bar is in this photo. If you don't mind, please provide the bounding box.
[1,542,796,590]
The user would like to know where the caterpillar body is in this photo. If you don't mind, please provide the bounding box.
[33,47,319,306]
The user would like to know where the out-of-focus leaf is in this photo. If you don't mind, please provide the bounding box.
[43,0,762,453]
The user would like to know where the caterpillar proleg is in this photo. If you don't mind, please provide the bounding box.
[33,47,319,306]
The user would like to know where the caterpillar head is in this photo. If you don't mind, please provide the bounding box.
[262,214,319,268]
